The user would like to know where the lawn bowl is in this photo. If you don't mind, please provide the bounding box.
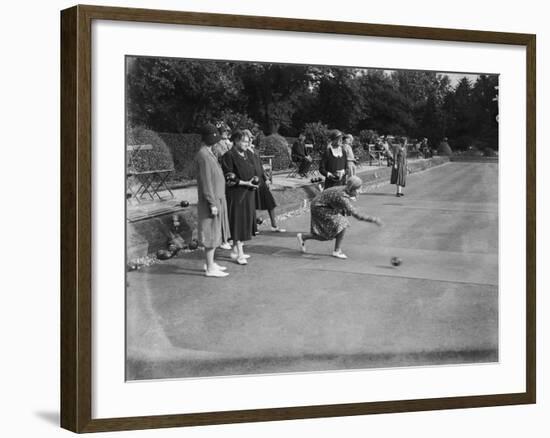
[390,256,402,267]
[156,249,174,260]
[225,172,238,187]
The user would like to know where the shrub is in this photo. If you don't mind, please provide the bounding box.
[258,134,291,170]
[215,109,262,138]
[127,127,174,172]
[158,132,202,181]
[358,129,379,148]
[438,140,453,156]
[353,140,370,163]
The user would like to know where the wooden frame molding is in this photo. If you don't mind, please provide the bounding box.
[60,4,536,433]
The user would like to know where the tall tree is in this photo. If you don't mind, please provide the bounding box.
[126,57,244,133]
[237,63,312,134]
[358,70,415,135]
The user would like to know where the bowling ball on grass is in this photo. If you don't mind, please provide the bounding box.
[390,256,402,267]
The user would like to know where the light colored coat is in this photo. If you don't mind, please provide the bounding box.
[195,145,230,248]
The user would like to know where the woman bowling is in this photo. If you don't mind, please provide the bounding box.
[297,176,382,259]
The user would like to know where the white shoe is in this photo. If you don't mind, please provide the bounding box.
[272,227,286,233]
[203,263,227,271]
[230,253,251,260]
[297,233,306,253]
[205,269,229,277]
[235,257,248,265]
[219,242,232,250]
[332,250,348,259]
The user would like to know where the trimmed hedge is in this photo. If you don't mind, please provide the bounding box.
[127,127,174,172]
[158,132,202,181]
[258,134,292,170]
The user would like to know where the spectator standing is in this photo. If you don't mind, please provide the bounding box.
[291,133,312,177]
[245,133,286,233]
[319,130,347,189]
[390,138,408,197]
[221,130,259,265]
[212,126,232,162]
[194,124,230,277]
[342,134,357,178]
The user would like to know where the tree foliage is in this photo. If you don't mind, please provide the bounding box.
[126,57,499,150]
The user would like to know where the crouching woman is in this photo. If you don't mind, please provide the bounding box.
[297,176,382,259]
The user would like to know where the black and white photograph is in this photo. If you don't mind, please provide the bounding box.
[125,55,499,381]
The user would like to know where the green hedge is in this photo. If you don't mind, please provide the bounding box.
[258,134,292,170]
[158,132,202,181]
[127,127,174,172]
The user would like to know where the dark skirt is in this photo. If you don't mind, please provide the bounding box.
[390,164,406,186]
[255,182,277,211]
[323,176,345,190]
[226,186,255,242]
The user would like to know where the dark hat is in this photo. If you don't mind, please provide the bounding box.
[329,129,343,141]
[201,124,220,146]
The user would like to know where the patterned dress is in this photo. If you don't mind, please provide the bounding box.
[390,144,407,187]
[310,187,373,240]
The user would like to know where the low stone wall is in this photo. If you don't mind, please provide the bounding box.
[449,156,498,163]
[127,156,449,262]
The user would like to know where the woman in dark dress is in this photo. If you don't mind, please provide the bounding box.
[390,137,408,197]
[244,131,286,233]
[319,130,347,189]
[221,130,258,265]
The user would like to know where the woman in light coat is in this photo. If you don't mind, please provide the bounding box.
[195,124,231,277]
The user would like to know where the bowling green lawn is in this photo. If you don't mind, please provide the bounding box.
[126,162,499,380]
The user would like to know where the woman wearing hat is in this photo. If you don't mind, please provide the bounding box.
[297,176,382,259]
[221,129,259,265]
[243,131,286,233]
[342,133,357,177]
[212,125,232,162]
[195,124,231,277]
[319,130,347,189]
[390,137,408,197]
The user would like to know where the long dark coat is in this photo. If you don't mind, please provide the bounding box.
[221,148,257,242]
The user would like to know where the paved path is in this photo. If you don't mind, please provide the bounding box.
[126,162,498,380]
